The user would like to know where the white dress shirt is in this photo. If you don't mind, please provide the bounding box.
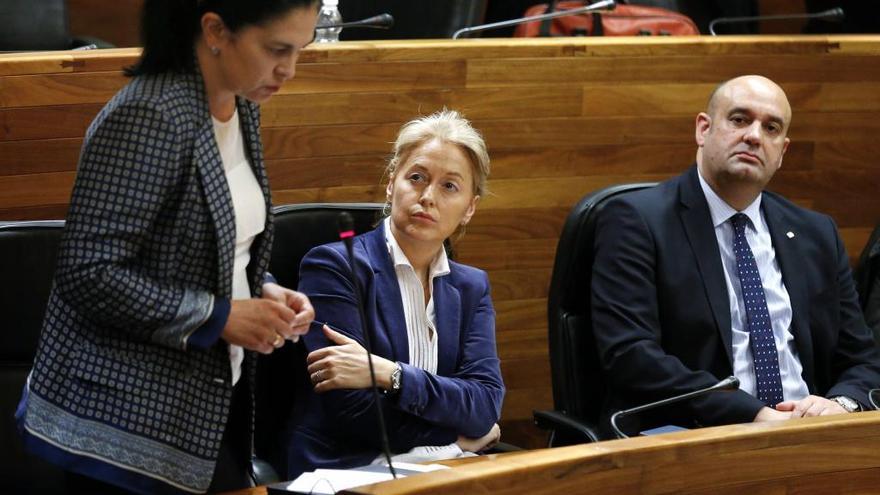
[378,218,468,461]
[698,171,809,401]
[213,108,266,386]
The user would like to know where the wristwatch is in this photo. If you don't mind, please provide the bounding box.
[830,395,861,413]
[389,363,402,394]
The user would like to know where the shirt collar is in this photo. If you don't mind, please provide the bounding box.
[697,168,763,229]
[383,217,450,279]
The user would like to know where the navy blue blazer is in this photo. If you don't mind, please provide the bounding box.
[591,166,880,432]
[285,225,504,478]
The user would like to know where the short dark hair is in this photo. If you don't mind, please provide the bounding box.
[125,0,318,77]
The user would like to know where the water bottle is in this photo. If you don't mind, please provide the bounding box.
[315,0,342,43]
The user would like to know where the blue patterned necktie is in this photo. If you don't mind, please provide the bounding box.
[731,213,785,406]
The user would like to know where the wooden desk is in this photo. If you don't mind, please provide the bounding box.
[224,412,880,495]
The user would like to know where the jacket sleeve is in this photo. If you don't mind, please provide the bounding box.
[54,97,226,351]
[591,198,765,427]
[822,216,880,408]
[394,272,504,439]
[298,244,503,452]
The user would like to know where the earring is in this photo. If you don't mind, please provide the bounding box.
[382,200,391,217]
[210,46,220,56]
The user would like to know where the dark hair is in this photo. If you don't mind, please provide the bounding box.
[125,0,317,76]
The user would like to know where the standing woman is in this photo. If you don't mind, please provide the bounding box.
[285,110,505,478]
[16,0,319,493]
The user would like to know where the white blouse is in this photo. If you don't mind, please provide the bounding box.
[379,218,470,463]
[213,108,266,386]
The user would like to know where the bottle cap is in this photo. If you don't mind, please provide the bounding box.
[323,0,339,6]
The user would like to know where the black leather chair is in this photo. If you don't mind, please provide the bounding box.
[533,183,657,447]
[0,0,113,51]
[254,203,384,479]
[0,221,67,494]
[853,222,880,347]
[338,0,488,39]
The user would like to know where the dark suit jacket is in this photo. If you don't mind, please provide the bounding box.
[285,226,504,479]
[19,67,273,494]
[591,165,880,432]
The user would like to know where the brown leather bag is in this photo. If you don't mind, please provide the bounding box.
[513,1,700,37]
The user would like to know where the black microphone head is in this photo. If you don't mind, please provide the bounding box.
[338,211,355,239]
[372,13,395,29]
[716,376,740,391]
[823,7,845,22]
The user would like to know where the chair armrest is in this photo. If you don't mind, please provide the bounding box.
[533,409,600,444]
[251,456,281,485]
[486,441,523,453]
[71,36,115,49]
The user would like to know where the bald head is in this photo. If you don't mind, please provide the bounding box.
[695,75,792,209]
[706,75,792,132]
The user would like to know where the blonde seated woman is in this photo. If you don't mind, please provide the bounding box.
[284,110,505,478]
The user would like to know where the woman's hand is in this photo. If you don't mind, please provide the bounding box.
[307,325,396,392]
[221,298,297,354]
[456,423,501,453]
[261,282,315,342]
[220,284,314,354]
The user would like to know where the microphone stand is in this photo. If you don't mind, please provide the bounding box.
[452,0,617,39]
[610,376,740,439]
[319,13,394,31]
[337,212,397,478]
[709,7,844,35]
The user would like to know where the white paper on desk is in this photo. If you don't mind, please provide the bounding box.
[286,469,393,494]
[285,464,448,494]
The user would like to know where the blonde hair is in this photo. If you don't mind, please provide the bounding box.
[385,109,490,197]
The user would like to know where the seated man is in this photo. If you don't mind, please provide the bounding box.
[592,75,880,434]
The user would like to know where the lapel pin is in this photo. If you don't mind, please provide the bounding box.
[786,231,795,239]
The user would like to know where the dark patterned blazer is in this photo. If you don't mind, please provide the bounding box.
[17,67,274,494]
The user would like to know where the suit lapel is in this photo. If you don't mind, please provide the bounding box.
[184,70,236,298]
[762,196,815,387]
[678,166,734,366]
[236,98,273,291]
[364,227,410,364]
[433,275,461,376]
[236,99,271,205]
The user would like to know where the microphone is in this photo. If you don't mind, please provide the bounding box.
[337,212,397,478]
[709,7,844,35]
[610,376,741,439]
[452,0,616,39]
[319,13,394,30]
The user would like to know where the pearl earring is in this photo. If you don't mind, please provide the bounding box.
[210,46,220,56]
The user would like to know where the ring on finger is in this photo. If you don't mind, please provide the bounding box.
[272,334,284,348]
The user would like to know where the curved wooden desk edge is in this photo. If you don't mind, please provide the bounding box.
[341,412,880,495]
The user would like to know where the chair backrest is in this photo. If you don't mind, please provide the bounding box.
[0,220,67,493]
[338,0,487,39]
[0,0,70,51]
[546,184,657,434]
[254,203,384,474]
[853,221,880,346]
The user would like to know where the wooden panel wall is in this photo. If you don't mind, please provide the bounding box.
[2,36,880,448]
